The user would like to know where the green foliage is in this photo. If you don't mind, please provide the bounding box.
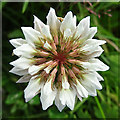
[2,2,119,119]
[22,1,29,14]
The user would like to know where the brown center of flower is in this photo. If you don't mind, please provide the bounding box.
[53,52,67,64]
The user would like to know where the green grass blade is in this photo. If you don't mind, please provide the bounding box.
[95,96,106,120]
[22,0,29,13]
[70,97,88,114]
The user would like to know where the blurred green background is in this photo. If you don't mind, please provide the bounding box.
[2,2,120,119]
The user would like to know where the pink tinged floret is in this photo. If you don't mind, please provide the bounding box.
[72,67,81,74]
[54,35,59,45]
[35,58,47,65]
[68,69,77,84]
[37,51,50,57]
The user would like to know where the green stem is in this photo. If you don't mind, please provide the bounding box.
[70,97,88,114]
[95,96,106,120]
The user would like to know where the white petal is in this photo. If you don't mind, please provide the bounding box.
[10,38,27,48]
[76,92,82,101]
[74,16,90,38]
[89,46,104,58]
[79,16,90,29]
[75,80,88,98]
[84,39,106,46]
[13,44,37,58]
[29,61,53,75]
[89,58,109,71]
[55,94,66,112]
[60,11,76,33]
[28,65,42,75]
[40,87,57,110]
[16,74,31,83]
[34,15,52,40]
[43,80,52,95]
[47,7,60,35]
[80,78,97,96]
[81,58,109,72]
[81,39,106,52]
[59,89,76,110]
[94,72,104,81]
[83,73,102,90]
[87,27,97,39]
[9,67,28,76]
[24,75,43,102]
[81,43,104,57]
[21,27,43,47]
[62,77,70,89]
[64,28,72,38]
[10,57,33,69]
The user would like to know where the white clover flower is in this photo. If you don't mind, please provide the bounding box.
[9,7,109,112]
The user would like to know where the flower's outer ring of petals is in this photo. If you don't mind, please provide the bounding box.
[87,27,97,39]
[24,75,43,102]
[10,38,27,48]
[74,16,90,39]
[75,80,88,98]
[40,87,57,110]
[55,93,66,112]
[33,15,52,40]
[13,44,37,58]
[47,7,60,36]
[84,39,106,46]
[21,27,44,47]
[10,57,34,69]
[16,74,31,83]
[89,58,109,71]
[9,67,28,76]
[59,89,76,110]
[60,11,76,34]
[64,28,72,39]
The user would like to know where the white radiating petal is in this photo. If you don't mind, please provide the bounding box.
[89,58,109,71]
[40,87,57,110]
[87,27,97,39]
[83,73,102,90]
[28,65,42,75]
[34,15,52,40]
[47,7,60,35]
[13,44,37,58]
[21,27,43,47]
[81,58,109,72]
[62,78,70,89]
[43,80,52,95]
[74,16,90,38]
[59,89,76,110]
[79,16,90,29]
[60,11,76,33]
[16,74,31,83]
[84,39,106,46]
[55,93,66,112]
[75,80,88,98]
[10,38,27,48]
[10,57,33,69]
[24,75,43,102]
[89,46,104,58]
[94,72,104,81]
[9,67,28,76]
[64,28,72,38]
[76,92,82,101]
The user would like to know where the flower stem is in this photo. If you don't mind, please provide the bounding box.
[95,96,106,120]
[70,97,88,114]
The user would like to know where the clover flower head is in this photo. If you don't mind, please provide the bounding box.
[10,8,109,112]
